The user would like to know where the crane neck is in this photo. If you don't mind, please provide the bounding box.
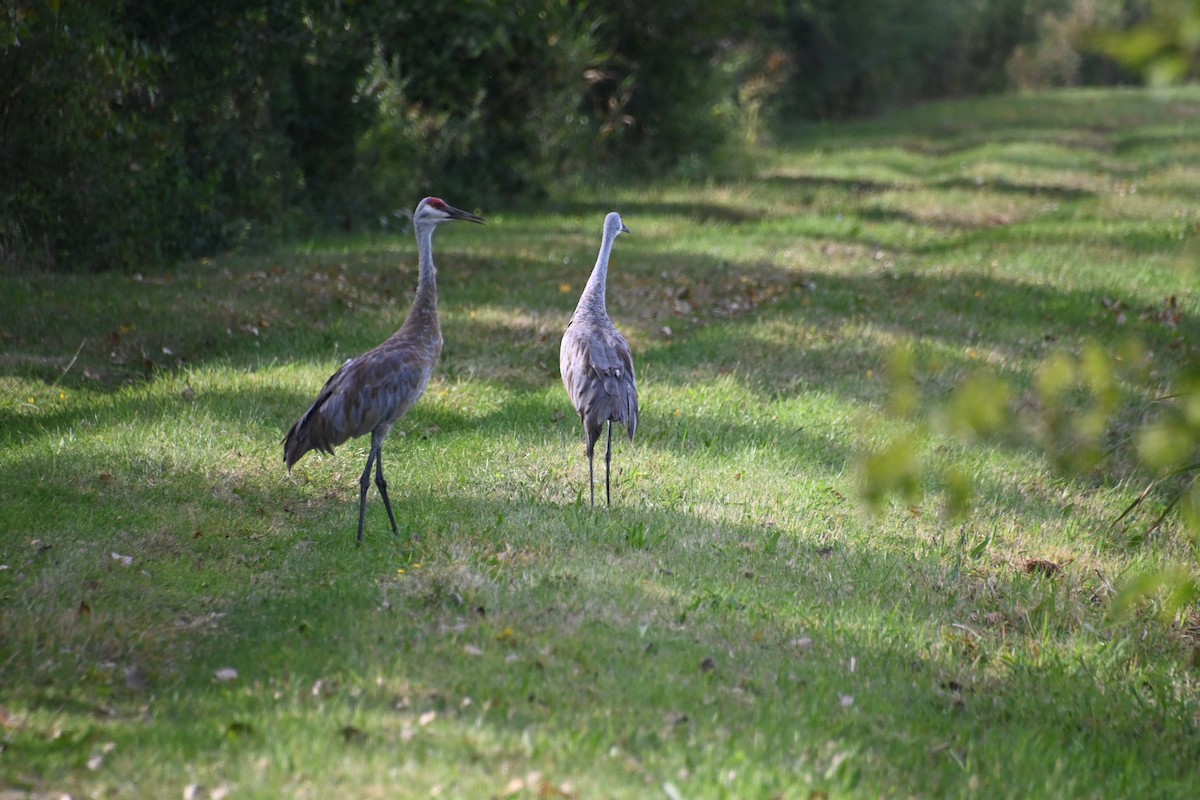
[575,229,617,318]
[407,222,439,331]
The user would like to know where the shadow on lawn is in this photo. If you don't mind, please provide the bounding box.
[760,174,1098,203]
[440,248,1197,413]
[1,175,1193,408]
[2,240,1194,491]
[8,484,1197,794]
[773,88,1200,145]
[2,232,1193,585]
[0,359,1138,571]
[5,88,1200,793]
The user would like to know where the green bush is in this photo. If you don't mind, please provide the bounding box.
[1,2,311,270]
[1091,0,1200,85]
[360,1,601,203]
[1,2,171,269]
[775,0,1041,117]
[862,340,1200,618]
[582,0,773,171]
[1,0,1181,271]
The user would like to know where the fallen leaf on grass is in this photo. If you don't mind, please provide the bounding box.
[225,720,254,738]
[340,725,367,744]
[184,783,230,800]
[463,644,484,657]
[124,665,148,691]
[1023,558,1065,578]
[839,694,855,708]
[214,667,238,682]
[500,771,575,798]
[502,777,528,796]
[111,552,133,567]
[1142,295,1182,327]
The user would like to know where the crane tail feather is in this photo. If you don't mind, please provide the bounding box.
[283,400,339,469]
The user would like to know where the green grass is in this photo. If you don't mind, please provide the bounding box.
[3,86,1200,798]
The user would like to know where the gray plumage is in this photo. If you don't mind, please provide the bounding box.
[284,196,484,542]
[560,211,638,507]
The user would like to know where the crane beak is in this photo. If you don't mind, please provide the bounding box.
[445,204,486,225]
[621,223,631,235]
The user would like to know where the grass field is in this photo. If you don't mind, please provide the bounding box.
[2,86,1200,798]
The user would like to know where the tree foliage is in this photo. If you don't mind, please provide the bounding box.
[1090,0,1200,85]
[862,340,1200,620]
[0,0,1184,271]
[1,0,355,268]
[855,1,1200,621]
[773,0,1030,117]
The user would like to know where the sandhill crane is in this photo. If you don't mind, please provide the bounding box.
[559,212,638,507]
[284,197,484,543]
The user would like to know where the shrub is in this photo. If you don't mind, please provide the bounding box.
[362,1,601,203]
[774,0,1042,118]
[582,0,775,171]
[1,2,174,269]
[3,0,1175,271]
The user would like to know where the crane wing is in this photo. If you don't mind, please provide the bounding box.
[560,321,638,440]
[283,348,433,467]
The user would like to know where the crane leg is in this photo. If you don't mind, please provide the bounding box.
[587,443,596,508]
[356,448,376,545]
[604,420,613,507]
[374,448,399,536]
[585,427,597,508]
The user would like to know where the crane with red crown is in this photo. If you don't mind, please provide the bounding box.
[284,197,485,543]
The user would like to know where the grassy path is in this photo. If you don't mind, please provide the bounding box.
[2,87,1199,798]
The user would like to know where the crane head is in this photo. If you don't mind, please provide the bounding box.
[605,211,631,239]
[415,197,486,227]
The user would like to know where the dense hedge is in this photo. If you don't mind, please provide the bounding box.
[0,0,1172,271]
